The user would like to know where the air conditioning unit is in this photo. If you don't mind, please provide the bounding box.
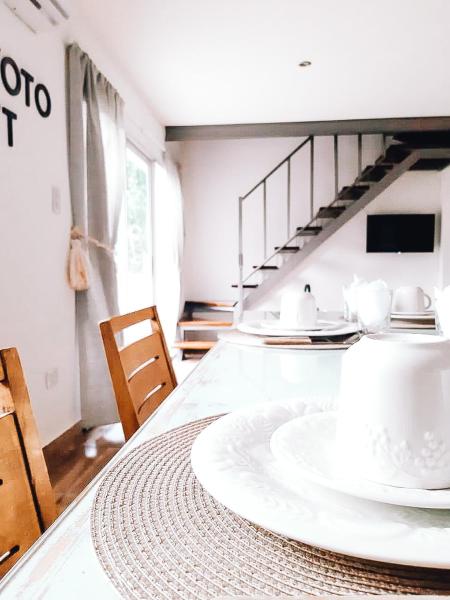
[3,0,70,32]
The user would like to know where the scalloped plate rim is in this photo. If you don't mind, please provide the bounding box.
[270,412,450,510]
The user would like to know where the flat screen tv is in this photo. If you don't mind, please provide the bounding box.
[366,214,435,253]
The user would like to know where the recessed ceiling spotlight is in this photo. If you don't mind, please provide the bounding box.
[298,60,312,67]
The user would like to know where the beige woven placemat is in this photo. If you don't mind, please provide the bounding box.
[91,416,450,599]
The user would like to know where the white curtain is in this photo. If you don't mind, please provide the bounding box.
[153,156,185,350]
[67,43,125,427]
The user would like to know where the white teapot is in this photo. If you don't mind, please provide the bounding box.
[280,284,317,329]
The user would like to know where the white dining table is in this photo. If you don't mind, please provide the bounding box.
[0,338,345,599]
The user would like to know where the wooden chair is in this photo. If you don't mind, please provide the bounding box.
[0,348,57,577]
[100,306,177,441]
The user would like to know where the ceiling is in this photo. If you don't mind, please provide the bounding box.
[75,0,450,127]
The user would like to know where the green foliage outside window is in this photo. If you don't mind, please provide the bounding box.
[126,154,149,273]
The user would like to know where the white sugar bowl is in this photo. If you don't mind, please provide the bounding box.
[336,333,450,489]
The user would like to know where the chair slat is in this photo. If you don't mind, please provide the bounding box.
[128,356,175,412]
[108,306,157,335]
[136,383,174,423]
[120,334,163,378]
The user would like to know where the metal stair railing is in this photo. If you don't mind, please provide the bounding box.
[236,132,382,321]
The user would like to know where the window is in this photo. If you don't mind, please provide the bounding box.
[117,145,153,315]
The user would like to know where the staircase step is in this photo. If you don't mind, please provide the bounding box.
[253,265,279,270]
[174,341,216,351]
[358,164,393,183]
[337,186,369,200]
[394,132,450,148]
[410,158,450,171]
[378,144,411,165]
[184,300,236,316]
[296,226,322,235]
[178,320,233,330]
[316,206,345,219]
[231,284,259,289]
[185,300,235,308]
[274,246,300,253]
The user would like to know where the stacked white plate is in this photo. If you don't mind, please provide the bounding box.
[191,400,450,568]
[391,310,435,321]
[237,319,359,338]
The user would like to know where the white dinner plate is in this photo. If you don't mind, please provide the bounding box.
[391,311,435,320]
[237,320,359,338]
[270,412,450,510]
[191,400,450,569]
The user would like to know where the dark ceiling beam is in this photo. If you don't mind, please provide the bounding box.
[165,116,450,142]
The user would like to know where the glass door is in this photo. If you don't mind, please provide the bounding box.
[116,145,153,317]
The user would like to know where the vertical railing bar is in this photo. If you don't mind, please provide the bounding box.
[263,180,267,259]
[357,133,362,177]
[287,158,291,237]
[237,196,244,323]
[310,136,314,220]
[334,134,339,197]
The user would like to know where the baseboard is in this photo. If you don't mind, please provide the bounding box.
[43,421,84,471]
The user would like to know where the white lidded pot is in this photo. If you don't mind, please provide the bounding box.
[279,284,317,329]
[336,333,450,489]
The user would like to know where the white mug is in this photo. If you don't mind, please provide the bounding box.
[279,286,317,329]
[392,286,431,313]
[336,333,450,489]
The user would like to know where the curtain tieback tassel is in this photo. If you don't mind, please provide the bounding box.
[68,227,113,291]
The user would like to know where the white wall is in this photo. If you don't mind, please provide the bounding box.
[288,172,441,312]
[0,4,164,445]
[179,137,444,311]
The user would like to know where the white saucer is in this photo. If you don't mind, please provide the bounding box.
[237,320,359,338]
[270,411,450,510]
[391,311,435,320]
[261,319,339,332]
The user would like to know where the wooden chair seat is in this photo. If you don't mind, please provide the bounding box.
[100,306,177,440]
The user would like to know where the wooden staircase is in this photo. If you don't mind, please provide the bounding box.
[235,131,450,313]
[175,300,235,359]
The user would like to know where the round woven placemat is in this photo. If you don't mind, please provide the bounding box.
[91,416,450,599]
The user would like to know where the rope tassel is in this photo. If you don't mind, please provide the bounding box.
[68,227,114,291]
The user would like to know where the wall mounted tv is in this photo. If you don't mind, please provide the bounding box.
[366,214,435,253]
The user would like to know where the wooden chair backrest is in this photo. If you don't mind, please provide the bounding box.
[100,306,177,440]
[0,348,57,577]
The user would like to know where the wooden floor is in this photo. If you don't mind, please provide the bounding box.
[46,427,123,514]
[45,359,199,514]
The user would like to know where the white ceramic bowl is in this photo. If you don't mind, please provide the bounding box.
[337,333,450,489]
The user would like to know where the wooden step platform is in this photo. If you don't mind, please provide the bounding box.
[185,300,235,308]
[184,300,236,316]
[174,340,216,359]
[178,320,233,330]
[173,341,216,351]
